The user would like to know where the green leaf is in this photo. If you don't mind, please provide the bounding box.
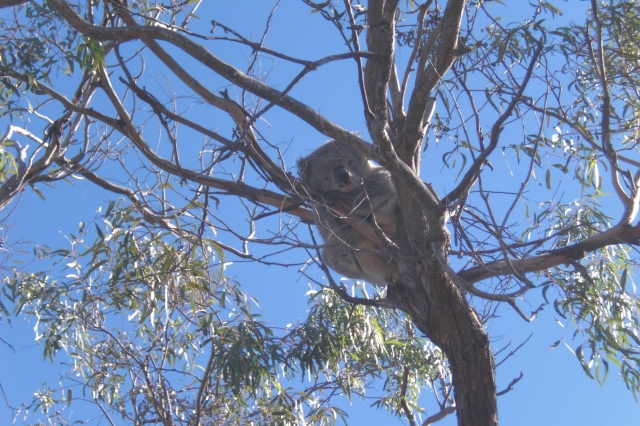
[30,184,46,200]
[545,169,552,190]
[540,1,563,16]
[552,163,569,174]
[95,224,104,240]
[105,201,116,217]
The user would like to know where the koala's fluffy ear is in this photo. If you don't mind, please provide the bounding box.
[297,156,310,180]
[298,156,324,194]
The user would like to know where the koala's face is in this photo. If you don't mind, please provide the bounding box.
[298,141,369,194]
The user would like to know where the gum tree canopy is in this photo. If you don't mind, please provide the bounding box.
[1,0,640,425]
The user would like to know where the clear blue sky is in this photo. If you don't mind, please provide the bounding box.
[1,1,639,425]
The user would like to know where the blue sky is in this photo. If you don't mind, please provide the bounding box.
[1,0,639,424]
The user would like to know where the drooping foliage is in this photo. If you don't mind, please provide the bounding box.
[1,0,640,425]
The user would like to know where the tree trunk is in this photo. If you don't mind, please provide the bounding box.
[388,262,497,425]
[389,176,497,425]
[350,0,495,421]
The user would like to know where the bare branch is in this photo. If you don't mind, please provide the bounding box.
[495,334,533,368]
[458,223,640,285]
[496,372,524,396]
[431,242,527,301]
[443,39,544,205]
[47,0,375,159]
[416,20,443,77]
[31,76,315,222]
[402,0,466,161]
[364,0,401,138]
[422,404,456,426]
[114,9,289,187]
[343,0,374,119]
[400,366,417,426]
[0,0,26,8]
[399,2,431,116]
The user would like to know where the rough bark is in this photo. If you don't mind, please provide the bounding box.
[387,182,497,425]
[388,263,497,425]
[360,1,498,424]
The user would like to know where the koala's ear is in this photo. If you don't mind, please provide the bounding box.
[297,157,308,178]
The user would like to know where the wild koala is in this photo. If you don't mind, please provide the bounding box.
[298,140,400,286]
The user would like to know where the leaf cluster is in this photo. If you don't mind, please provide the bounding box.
[3,201,447,425]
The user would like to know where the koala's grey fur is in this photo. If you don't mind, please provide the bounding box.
[298,140,400,285]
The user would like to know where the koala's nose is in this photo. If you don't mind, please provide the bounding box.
[333,165,351,186]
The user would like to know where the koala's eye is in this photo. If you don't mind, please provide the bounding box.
[333,165,351,186]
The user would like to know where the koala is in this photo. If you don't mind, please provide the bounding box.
[298,140,400,286]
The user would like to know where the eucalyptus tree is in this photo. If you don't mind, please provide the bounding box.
[1,0,640,425]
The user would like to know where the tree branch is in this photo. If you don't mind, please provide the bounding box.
[496,372,523,396]
[422,404,456,426]
[400,366,417,426]
[114,9,293,190]
[458,223,640,285]
[47,0,377,161]
[343,0,374,119]
[35,68,314,223]
[0,119,61,210]
[0,0,26,8]
[399,2,431,117]
[588,0,639,225]
[364,0,401,139]
[431,242,528,301]
[443,38,543,206]
[47,0,448,235]
[401,0,466,162]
